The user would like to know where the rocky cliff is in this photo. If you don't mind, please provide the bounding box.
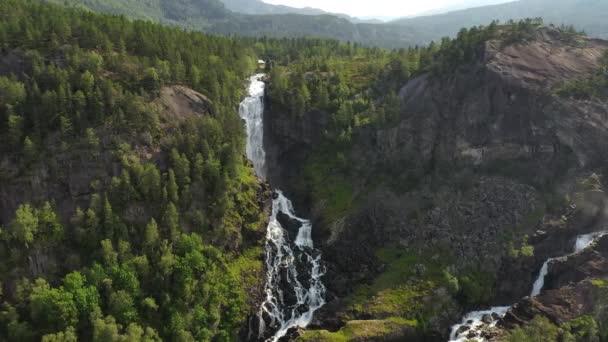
[264,27,608,340]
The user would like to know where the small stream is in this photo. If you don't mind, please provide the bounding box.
[449,231,607,341]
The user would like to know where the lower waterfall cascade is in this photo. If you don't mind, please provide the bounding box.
[239,74,326,341]
[448,231,607,342]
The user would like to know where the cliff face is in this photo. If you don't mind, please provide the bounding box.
[502,235,608,332]
[392,28,608,172]
[265,27,608,340]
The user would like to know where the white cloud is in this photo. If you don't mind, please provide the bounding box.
[261,0,513,18]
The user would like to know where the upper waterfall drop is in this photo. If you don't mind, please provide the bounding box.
[239,74,326,341]
[240,74,267,179]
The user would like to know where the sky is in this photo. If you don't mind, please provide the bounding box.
[262,0,515,19]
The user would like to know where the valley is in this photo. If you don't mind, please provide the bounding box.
[0,0,608,341]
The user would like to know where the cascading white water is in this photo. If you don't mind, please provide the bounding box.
[530,259,552,297]
[575,231,607,253]
[448,231,607,342]
[530,231,607,297]
[448,306,510,342]
[239,74,326,342]
[240,74,267,178]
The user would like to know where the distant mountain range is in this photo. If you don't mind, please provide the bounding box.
[46,0,423,47]
[392,0,608,41]
[45,0,608,48]
[221,0,329,16]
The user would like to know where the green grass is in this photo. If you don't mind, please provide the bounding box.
[227,247,264,296]
[343,248,448,321]
[591,278,608,288]
[303,144,355,222]
[296,318,417,342]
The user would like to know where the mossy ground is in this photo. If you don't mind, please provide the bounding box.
[303,144,355,222]
[296,318,417,342]
[340,247,458,331]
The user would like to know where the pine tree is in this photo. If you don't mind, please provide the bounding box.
[167,169,179,204]
[144,218,159,250]
[163,203,179,242]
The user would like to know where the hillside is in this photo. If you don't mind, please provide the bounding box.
[43,0,608,49]
[0,1,271,340]
[220,0,328,16]
[44,0,422,48]
[393,0,608,42]
[262,22,608,340]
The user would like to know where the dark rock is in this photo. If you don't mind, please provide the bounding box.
[276,211,302,243]
[456,325,470,335]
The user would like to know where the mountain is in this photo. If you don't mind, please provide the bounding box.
[262,23,608,340]
[218,0,383,23]
[209,14,421,48]
[393,0,608,42]
[45,0,423,48]
[45,0,230,27]
[417,0,516,16]
[40,0,608,48]
[220,0,329,16]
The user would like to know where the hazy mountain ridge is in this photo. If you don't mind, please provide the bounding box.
[220,0,329,16]
[393,0,608,42]
[43,0,608,48]
[44,0,424,48]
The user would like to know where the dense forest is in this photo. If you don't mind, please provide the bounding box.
[0,0,268,340]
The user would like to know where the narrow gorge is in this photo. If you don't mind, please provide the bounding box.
[239,75,326,341]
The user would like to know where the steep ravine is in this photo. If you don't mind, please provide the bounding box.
[239,75,326,341]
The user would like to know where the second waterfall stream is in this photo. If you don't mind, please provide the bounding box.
[239,74,326,342]
[449,231,607,342]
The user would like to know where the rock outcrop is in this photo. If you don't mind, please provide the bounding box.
[502,235,608,330]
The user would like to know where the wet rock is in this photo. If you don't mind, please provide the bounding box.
[456,325,470,335]
[276,211,302,242]
[482,314,494,324]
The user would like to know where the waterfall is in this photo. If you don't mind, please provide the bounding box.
[529,231,607,297]
[239,74,267,178]
[575,232,606,253]
[530,259,552,297]
[239,74,326,341]
[448,306,510,342]
[448,231,607,342]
